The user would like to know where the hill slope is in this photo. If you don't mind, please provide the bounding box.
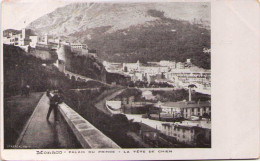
[27,2,211,69]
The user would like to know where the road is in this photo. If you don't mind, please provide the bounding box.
[94,88,126,115]
[69,87,100,91]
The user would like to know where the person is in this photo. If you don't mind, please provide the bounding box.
[46,89,63,121]
[25,85,30,97]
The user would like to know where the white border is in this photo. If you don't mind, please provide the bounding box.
[1,0,259,160]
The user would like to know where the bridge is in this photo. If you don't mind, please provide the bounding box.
[64,70,93,82]
[63,69,111,87]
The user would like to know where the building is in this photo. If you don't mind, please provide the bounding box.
[3,28,39,50]
[103,61,123,73]
[130,72,144,82]
[161,121,211,146]
[37,34,49,45]
[166,67,211,90]
[4,29,31,46]
[155,101,211,119]
[123,60,140,72]
[176,62,185,69]
[159,60,176,69]
[70,43,87,49]
[29,36,38,48]
[108,58,210,92]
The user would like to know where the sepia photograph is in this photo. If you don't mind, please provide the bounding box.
[2,1,211,149]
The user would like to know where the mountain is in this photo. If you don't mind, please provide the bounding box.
[27,2,211,69]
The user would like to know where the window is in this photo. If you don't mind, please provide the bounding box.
[191,108,194,112]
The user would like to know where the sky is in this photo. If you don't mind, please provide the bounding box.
[1,0,71,30]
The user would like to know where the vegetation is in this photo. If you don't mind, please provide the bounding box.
[63,89,143,148]
[152,89,211,102]
[86,10,210,69]
[3,44,96,98]
[127,81,174,88]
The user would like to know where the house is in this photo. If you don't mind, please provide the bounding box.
[161,121,211,146]
[155,101,211,119]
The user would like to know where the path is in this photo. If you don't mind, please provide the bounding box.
[95,88,126,115]
[69,87,100,91]
[15,94,81,149]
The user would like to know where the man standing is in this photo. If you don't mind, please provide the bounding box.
[46,89,63,121]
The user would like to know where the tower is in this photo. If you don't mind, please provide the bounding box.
[44,34,48,45]
[57,59,65,72]
[22,28,26,39]
[136,60,140,71]
[189,87,192,102]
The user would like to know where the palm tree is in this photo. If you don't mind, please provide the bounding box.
[188,84,197,101]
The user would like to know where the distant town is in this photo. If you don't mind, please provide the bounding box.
[3,28,211,94]
[4,27,211,148]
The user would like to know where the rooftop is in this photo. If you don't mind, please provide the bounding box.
[157,101,211,108]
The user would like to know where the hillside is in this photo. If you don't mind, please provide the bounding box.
[27,2,211,69]
[3,45,103,98]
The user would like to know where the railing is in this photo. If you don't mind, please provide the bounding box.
[58,102,120,148]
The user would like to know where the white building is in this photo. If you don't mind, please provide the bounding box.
[123,60,140,72]
[155,101,211,119]
[167,67,211,90]
[29,36,38,48]
[159,60,176,69]
[70,43,87,49]
[3,28,37,48]
[176,62,185,69]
